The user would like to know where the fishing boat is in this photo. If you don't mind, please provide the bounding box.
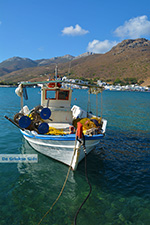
[5,79,107,170]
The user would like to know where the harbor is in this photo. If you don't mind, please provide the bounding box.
[62,77,150,92]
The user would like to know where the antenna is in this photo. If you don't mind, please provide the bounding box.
[55,65,58,79]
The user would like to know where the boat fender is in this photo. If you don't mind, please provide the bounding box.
[76,122,83,139]
[18,115,31,128]
[15,84,23,97]
[76,122,85,148]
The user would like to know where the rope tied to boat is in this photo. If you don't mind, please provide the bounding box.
[38,134,78,225]
[74,137,92,225]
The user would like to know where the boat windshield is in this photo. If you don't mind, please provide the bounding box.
[45,89,69,100]
[58,90,69,100]
[46,90,56,99]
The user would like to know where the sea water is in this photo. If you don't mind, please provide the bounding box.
[0,87,150,225]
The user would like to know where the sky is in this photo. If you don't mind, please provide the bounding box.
[1,0,150,62]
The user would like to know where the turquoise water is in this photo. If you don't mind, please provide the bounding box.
[0,87,150,225]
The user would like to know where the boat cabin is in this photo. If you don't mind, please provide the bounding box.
[41,84,73,124]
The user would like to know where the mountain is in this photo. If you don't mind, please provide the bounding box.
[111,38,150,53]
[36,54,75,66]
[63,38,150,86]
[0,55,76,78]
[0,53,93,78]
[0,39,150,86]
[0,57,38,75]
[75,52,95,59]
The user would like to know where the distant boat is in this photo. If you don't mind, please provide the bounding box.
[5,79,107,170]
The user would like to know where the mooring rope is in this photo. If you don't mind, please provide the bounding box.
[38,136,92,225]
[74,145,92,225]
[38,138,78,225]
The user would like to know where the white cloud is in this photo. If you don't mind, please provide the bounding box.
[87,39,118,53]
[62,24,89,36]
[114,15,150,39]
[0,21,2,25]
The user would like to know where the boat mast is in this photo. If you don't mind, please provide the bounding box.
[55,65,58,79]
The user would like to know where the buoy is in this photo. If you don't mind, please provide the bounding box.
[48,82,61,88]
[48,82,55,88]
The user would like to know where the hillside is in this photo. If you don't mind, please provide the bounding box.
[0,57,37,76]
[67,38,150,85]
[0,38,150,86]
[0,55,75,76]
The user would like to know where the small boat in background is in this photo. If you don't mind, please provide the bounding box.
[5,79,107,170]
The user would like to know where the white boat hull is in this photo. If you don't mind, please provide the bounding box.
[21,130,104,170]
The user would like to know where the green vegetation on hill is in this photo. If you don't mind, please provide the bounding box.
[113,77,144,85]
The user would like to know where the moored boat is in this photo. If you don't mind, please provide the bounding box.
[5,79,107,170]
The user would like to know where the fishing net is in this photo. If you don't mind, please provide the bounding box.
[46,127,66,135]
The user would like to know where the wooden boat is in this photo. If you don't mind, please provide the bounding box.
[6,79,107,170]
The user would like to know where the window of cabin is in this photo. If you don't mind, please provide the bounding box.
[58,90,69,100]
[45,90,56,99]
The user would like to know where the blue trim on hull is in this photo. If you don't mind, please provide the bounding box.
[20,130,104,141]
